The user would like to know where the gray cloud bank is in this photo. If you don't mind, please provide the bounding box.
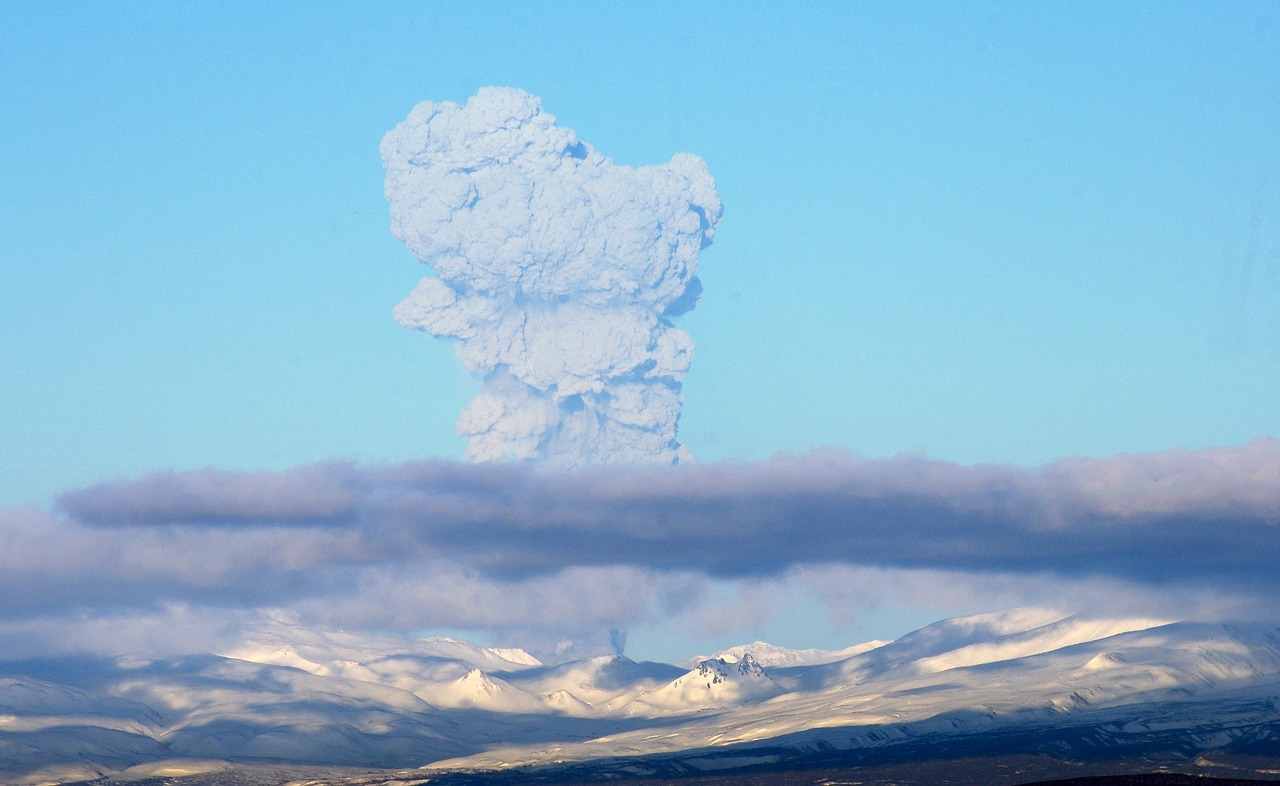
[0,441,1273,659]
[38,440,1280,612]
[384,87,721,467]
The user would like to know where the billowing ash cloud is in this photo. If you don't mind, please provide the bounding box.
[382,87,721,467]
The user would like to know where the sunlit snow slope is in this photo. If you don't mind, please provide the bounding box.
[3,610,1280,785]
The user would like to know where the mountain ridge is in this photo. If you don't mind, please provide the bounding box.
[5,609,1280,785]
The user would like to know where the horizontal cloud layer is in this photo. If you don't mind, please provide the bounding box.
[49,439,1280,591]
[0,440,1272,658]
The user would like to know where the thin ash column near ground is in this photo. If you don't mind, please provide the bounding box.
[383,87,722,467]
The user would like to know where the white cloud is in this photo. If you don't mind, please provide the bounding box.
[383,87,721,467]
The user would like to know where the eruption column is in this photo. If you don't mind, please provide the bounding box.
[383,87,721,466]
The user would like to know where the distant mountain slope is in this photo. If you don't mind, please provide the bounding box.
[687,638,888,668]
[623,654,783,715]
[4,610,1280,785]
[500,654,683,712]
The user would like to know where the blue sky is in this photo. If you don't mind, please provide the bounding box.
[2,2,1279,662]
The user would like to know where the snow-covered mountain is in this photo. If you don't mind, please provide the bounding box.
[499,653,683,714]
[426,668,547,713]
[680,639,889,670]
[4,609,1280,785]
[621,653,783,716]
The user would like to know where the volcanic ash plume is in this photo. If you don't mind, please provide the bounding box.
[382,87,721,467]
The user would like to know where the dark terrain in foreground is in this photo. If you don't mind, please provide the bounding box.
[50,700,1280,786]
[61,754,1280,786]
[1022,776,1280,785]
